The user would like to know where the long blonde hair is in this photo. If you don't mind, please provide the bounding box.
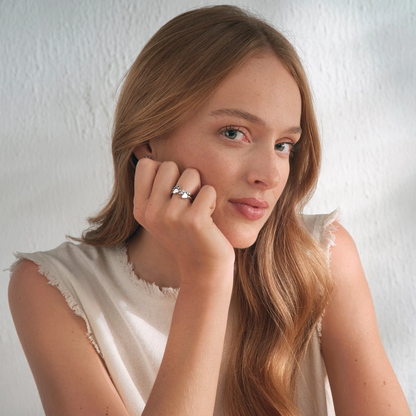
[79,6,332,415]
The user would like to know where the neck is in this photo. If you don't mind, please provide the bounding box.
[127,227,182,289]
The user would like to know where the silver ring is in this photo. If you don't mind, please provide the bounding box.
[171,185,193,200]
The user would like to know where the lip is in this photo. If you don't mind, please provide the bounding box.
[229,198,269,209]
[229,198,269,221]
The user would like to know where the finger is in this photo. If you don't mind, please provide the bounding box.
[134,158,161,221]
[170,168,202,205]
[148,161,181,206]
[189,184,216,218]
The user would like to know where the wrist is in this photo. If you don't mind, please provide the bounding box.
[179,269,234,297]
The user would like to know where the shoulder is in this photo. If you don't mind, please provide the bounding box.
[8,243,90,317]
[8,258,96,379]
[8,254,93,335]
[327,221,367,292]
[321,222,376,347]
[9,241,119,289]
[9,258,78,326]
[8,242,111,356]
[8,241,111,358]
[302,209,340,250]
[301,212,367,314]
[10,240,113,263]
[8,258,129,415]
[8,259,49,313]
[321,221,376,349]
[321,223,411,415]
[329,221,361,269]
[323,221,373,332]
[302,211,368,311]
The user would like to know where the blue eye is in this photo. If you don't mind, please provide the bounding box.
[222,128,244,140]
[224,129,238,139]
[275,142,294,154]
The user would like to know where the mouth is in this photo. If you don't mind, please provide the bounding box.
[229,198,269,221]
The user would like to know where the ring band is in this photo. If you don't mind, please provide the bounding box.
[171,185,193,200]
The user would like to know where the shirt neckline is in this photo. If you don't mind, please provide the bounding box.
[114,244,179,301]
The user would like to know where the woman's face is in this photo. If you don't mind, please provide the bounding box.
[150,52,302,248]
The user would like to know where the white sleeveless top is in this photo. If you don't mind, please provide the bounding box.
[10,210,339,416]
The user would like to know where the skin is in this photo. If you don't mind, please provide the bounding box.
[8,53,411,415]
[129,52,301,289]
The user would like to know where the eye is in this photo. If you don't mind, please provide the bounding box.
[275,142,295,155]
[221,127,246,141]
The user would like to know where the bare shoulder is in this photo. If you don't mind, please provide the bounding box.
[326,221,372,311]
[9,258,86,342]
[9,259,65,330]
[9,259,129,416]
[9,259,61,312]
[9,257,45,289]
[321,221,375,358]
[321,222,411,416]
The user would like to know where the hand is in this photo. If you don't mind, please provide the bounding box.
[133,158,235,287]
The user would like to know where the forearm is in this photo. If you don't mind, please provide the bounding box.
[142,278,233,416]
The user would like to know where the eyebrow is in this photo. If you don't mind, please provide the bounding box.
[209,108,302,135]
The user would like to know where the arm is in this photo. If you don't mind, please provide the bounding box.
[9,259,130,416]
[136,159,235,415]
[142,275,232,415]
[10,160,234,416]
[321,222,411,415]
[10,258,232,416]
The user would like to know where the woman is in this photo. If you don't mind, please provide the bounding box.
[8,5,410,416]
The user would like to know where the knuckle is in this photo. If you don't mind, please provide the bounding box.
[164,209,178,223]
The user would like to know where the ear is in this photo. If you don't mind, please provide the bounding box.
[132,142,153,160]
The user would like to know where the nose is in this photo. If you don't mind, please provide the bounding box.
[246,145,281,189]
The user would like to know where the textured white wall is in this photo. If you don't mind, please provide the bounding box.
[1,0,415,414]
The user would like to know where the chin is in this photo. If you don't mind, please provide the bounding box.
[217,220,264,249]
[226,232,259,249]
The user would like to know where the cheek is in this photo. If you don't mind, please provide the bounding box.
[282,165,291,186]
[192,152,238,190]
[273,164,291,199]
[280,158,291,181]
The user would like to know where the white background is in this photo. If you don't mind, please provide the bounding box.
[1,0,415,414]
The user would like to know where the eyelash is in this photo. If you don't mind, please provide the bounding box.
[220,126,247,141]
[276,141,300,156]
[219,126,299,156]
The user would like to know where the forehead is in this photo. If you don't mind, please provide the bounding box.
[199,53,302,130]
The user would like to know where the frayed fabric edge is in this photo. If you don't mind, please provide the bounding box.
[321,208,342,263]
[9,253,103,358]
[116,244,179,301]
[316,309,326,340]
[316,208,341,345]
